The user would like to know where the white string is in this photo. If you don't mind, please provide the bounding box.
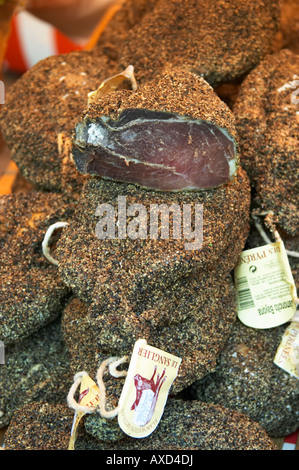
[109,355,128,378]
[67,371,97,414]
[96,356,128,419]
[252,213,299,258]
[42,221,69,266]
[252,215,272,245]
[67,356,128,419]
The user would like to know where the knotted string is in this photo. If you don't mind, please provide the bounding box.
[67,356,128,419]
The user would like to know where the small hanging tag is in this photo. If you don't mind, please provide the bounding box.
[87,65,137,105]
[274,311,299,380]
[117,339,181,439]
[68,374,101,450]
[234,240,297,329]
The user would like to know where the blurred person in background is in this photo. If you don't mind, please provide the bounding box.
[0,0,122,177]
[3,0,123,73]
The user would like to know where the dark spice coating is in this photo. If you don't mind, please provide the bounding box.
[57,167,250,305]
[84,412,125,443]
[59,67,250,305]
[233,49,299,236]
[95,0,159,62]
[3,400,277,450]
[117,0,280,87]
[279,0,299,54]
[62,270,237,397]
[79,399,277,451]
[0,50,118,193]
[86,273,237,394]
[82,67,240,153]
[3,402,74,451]
[61,296,127,416]
[190,319,299,438]
[0,192,75,344]
[0,317,72,428]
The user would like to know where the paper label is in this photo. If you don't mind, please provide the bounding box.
[68,374,101,450]
[117,339,181,438]
[274,319,299,379]
[234,241,296,329]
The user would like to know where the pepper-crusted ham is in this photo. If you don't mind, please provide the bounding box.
[72,68,239,192]
[73,108,237,191]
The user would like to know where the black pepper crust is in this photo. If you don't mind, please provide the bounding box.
[190,319,299,438]
[61,270,237,397]
[57,67,250,305]
[0,49,118,193]
[0,191,75,344]
[95,0,159,62]
[57,163,250,395]
[0,318,72,428]
[233,49,299,236]
[56,165,250,305]
[83,66,240,153]
[117,0,280,87]
[3,400,277,450]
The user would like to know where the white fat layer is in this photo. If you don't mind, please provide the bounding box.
[219,126,238,174]
[229,157,237,176]
[87,123,108,145]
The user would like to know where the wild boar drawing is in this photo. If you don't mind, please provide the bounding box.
[131,366,167,426]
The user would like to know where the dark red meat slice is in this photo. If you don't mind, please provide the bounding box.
[73,109,237,191]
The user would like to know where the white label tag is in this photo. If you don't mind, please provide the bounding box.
[234,240,296,329]
[117,339,181,438]
[274,318,299,379]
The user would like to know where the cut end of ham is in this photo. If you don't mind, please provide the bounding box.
[72,108,238,192]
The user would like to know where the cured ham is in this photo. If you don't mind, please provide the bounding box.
[73,108,237,191]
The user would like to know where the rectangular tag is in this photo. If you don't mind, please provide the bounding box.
[274,318,299,379]
[68,374,101,450]
[117,339,181,438]
[234,240,296,329]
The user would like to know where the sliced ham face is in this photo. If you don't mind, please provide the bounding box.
[73,109,237,191]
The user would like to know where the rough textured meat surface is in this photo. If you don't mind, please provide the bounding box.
[233,49,299,236]
[0,50,118,193]
[96,0,280,88]
[3,400,277,450]
[190,319,299,438]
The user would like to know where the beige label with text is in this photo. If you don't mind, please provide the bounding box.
[274,317,299,379]
[234,241,296,329]
[68,375,101,450]
[118,339,181,438]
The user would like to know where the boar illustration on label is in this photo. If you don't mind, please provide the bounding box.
[118,339,181,438]
[131,366,166,426]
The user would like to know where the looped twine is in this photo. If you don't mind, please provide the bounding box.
[42,221,69,266]
[252,211,299,259]
[67,356,128,419]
